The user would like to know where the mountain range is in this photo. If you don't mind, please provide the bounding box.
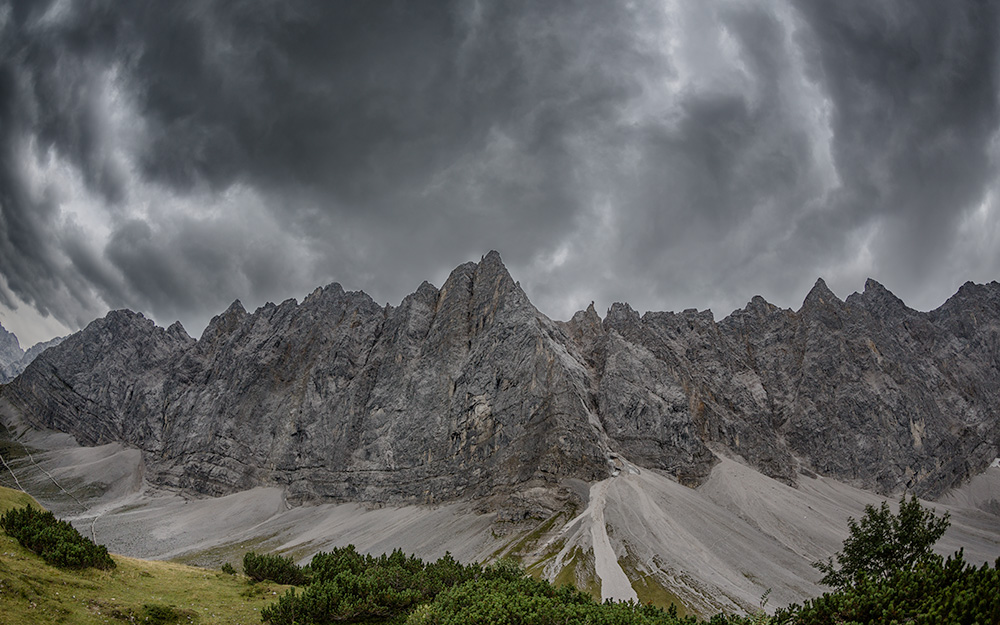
[1,251,998,612]
[0,326,63,384]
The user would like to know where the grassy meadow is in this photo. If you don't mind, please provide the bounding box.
[0,485,289,624]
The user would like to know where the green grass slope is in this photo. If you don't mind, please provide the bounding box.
[0,484,41,515]
[0,486,289,624]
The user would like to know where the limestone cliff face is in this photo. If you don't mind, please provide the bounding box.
[563,277,999,498]
[0,322,23,374]
[3,254,999,509]
[0,335,65,383]
[4,253,610,515]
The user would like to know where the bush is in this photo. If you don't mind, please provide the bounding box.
[250,495,985,625]
[776,551,1000,624]
[243,551,307,585]
[770,495,999,624]
[261,546,483,625]
[261,547,698,625]
[221,562,236,575]
[813,494,949,589]
[0,504,115,570]
[408,568,697,625]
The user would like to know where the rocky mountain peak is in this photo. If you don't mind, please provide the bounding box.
[477,250,510,280]
[564,302,605,348]
[956,280,988,296]
[930,280,1000,340]
[854,277,909,316]
[199,299,248,343]
[603,302,641,334]
[0,321,23,368]
[414,280,439,300]
[431,251,531,352]
[746,294,781,318]
[944,280,1000,309]
[748,294,768,309]
[3,262,999,514]
[303,282,346,305]
[864,277,888,294]
[0,324,65,383]
[801,277,841,309]
[97,309,158,336]
[225,299,248,316]
[166,321,194,343]
[469,250,525,325]
[569,302,602,328]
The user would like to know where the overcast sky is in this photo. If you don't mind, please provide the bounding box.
[2,0,999,347]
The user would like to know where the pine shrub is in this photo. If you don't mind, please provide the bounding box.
[243,551,307,585]
[0,504,115,570]
[261,546,483,625]
[260,548,699,625]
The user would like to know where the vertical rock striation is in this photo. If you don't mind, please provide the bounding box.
[3,254,999,510]
[0,322,23,375]
[4,253,611,515]
[0,334,66,383]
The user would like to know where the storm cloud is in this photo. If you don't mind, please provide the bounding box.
[1,0,999,345]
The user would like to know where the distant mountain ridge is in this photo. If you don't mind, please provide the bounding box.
[0,322,22,372]
[2,252,998,516]
[0,326,64,384]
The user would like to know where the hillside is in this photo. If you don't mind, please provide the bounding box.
[0,486,289,624]
[2,419,998,616]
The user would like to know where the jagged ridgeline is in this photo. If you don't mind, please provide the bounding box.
[0,323,65,384]
[2,252,999,514]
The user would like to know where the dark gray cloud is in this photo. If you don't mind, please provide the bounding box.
[1,0,999,346]
[794,0,1000,289]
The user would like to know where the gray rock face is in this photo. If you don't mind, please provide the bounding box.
[0,322,23,373]
[4,253,610,515]
[3,254,999,512]
[0,335,65,383]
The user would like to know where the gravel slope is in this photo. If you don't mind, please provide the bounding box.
[2,412,997,614]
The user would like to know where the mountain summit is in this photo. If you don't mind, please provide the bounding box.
[0,323,64,384]
[2,254,999,517]
[0,322,22,370]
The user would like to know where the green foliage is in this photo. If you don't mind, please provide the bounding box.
[773,495,998,623]
[248,496,986,625]
[140,603,183,624]
[813,495,949,589]
[705,615,765,625]
[243,550,307,585]
[480,556,524,583]
[409,563,700,625]
[259,547,703,625]
[0,504,115,570]
[775,551,1000,624]
[221,561,237,575]
[261,546,483,625]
